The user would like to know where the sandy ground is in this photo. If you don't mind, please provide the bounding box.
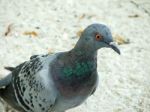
[0,0,150,112]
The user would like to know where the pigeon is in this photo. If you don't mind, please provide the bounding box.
[0,23,120,112]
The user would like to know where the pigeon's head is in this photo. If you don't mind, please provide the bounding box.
[78,23,120,54]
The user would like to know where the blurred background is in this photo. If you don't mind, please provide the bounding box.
[0,0,150,112]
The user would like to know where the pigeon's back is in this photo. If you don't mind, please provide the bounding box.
[0,62,26,111]
[0,53,59,112]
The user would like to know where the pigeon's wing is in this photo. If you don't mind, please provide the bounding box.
[1,54,52,87]
[4,55,41,72]
[0,61,28,111]
[0,53,59,112]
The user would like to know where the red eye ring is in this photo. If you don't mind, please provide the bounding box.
[95,33,103,41]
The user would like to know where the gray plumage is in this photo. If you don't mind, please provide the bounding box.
[0,23,120,112]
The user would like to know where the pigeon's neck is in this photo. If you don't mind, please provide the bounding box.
[62,47,97,78]
[70,48,97,60]
[72,42,97,58]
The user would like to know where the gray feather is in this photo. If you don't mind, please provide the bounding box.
[0,74,12,87]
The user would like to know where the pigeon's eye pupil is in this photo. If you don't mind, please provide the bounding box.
[95,34,103,41]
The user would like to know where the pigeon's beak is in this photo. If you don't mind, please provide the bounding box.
[109,42,120,55]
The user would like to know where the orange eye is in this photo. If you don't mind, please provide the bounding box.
[95,34,103,41]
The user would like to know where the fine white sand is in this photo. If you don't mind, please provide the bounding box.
[0,0,150,112]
